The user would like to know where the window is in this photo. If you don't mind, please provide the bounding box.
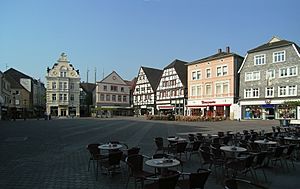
[273,51,285,63]
[278,85,297,97]
[103,85,107,91]
[112,95,116,101]
[279,68,288,77]
[252,88,259,97]
[118,95,122,102]
[245,89,252,98]
[217,67,222,76]
[244,88,259,98]
[254,54,266,65]
[100,94,104,101]
[59,82,63,89]
[106,94,110,101]
[245,71,260,81]
[70,83,74,89]
[279,66,298,77]
[290,66,297,76]
[63,94,67,101]
[196,85,201,96]
[52,82,56,89]
[60,71,66,77]
[205,84,212,95]
[70,94,74,101]
[52,94,56,101]
[223,83,229,94]
[266,70,275,79]
[59,94,63,101]
[63,82,67,90]
[191,86,196,96]
[223,66,228,75]
[206,68,211,78]
[121,87,124,92]
[192,71,196,80]
[111,85,118,91]
[253,71,260,80]
[265,87,274,97]
[123,95,127,102]
[216,83,222,95]
[196,71,201,80]
[217,65,228,76]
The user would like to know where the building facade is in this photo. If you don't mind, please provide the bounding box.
[239,37,300,120]
[133,67,163,116]
[80,82,96,117]
[187,47,243,120]
[4,68,45,119]
[156,59,187,115]
[46,53,80,117]
[95,71,131,117]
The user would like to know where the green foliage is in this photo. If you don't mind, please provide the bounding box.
[283,101,300,107]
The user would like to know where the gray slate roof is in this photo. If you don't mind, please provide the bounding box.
[80,83,96,93]
[164,59,188,87]
[141,67,163,91]
[248,39,300,53]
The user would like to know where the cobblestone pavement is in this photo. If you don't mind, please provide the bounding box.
[0,118,299,189]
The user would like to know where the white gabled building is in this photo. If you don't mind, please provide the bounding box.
[156,59,187,115]
[46,53,80,117]
[95,71,131,117]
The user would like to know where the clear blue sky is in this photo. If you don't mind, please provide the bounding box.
[1,0,300,83]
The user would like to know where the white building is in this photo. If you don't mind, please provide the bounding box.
[46,53,80,117]
[95,71,131,116]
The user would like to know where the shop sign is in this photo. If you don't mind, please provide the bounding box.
[202,100,216,104]
[265,99,271,104]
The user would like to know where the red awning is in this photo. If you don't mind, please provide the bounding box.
[186,104,231,108]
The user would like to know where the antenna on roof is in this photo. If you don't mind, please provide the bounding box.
[94,67,97,83]
[87,67,89,83]
[102,68,104,79]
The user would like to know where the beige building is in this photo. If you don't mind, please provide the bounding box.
[95,71,131,117]
[187,47,243,119]
[46,53,80,117]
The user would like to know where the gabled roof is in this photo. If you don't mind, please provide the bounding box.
[248,37,296,53]
[4,68,32,89]
[5,68,31,79]
[99,71,128,85]
[80,83,96,93]
[3,72,23,89]
[141,67,163,90]
[188,51,243,65]
[164,59,188,87]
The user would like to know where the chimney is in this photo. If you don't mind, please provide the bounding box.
[226,46,230,53]
[218,48,222,53]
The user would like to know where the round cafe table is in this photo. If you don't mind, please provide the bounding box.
[167,137,186,143]
[220,145,247,157]
[98,143,123,151]
[254,140,277,145]
[145,158,180,176]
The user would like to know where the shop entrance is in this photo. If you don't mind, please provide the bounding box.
[60,109,67,116]
[265,108,275,119]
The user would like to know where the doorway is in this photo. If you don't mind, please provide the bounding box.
[60,109,66,116]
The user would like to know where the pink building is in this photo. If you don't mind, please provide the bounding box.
[186,47,243,119]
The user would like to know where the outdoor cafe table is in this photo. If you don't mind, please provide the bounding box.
[220,145,247,157]
[98,143,123,151]
[145,158,180,176]
[254,140,277,145]
[284,136,300,141]
[254,140,277,151]
[167,137,187,143]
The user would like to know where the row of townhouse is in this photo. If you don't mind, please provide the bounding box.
[132,36,300,120]
[46,53,135,117]
[0,68,46,120]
